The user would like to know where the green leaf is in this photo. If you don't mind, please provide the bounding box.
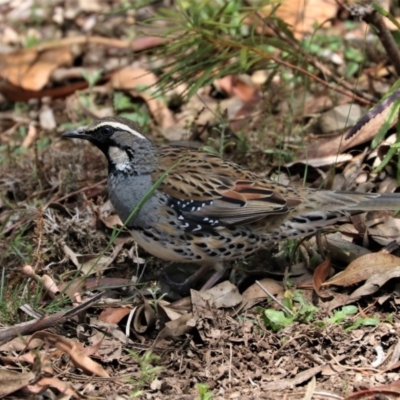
[327,305,357,324]
[344,317,379,332]
[264,309,294,331]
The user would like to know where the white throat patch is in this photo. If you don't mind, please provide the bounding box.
[95,121,145,139]
[108,146,132,172]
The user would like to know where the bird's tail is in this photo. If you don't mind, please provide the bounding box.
[262,190,400,244]
[345,192,400,211]
[296,189,400,213]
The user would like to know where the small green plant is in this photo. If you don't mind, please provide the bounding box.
[127,350,163,398]
[79,69,103,110]
[113,92,151,127]
[325,305,358,325]
[262,290,318,332]
[196,383,214,400]
[202,113,236,157]
[315,305,380,332]
[81,69,103,89]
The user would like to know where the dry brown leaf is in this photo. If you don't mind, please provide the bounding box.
[101,214,123,229]
[0,369,36,398]
[110,66,175,129]
[78,243,124,276]
[155,312,196,342]
[324,252,400,287]
[1,47,73,91]
[366,213,400,246]
[0,336,42,352]
[133,302,155,334]
[27,376,80,397]
[313,257,332,299]
[263,0,337,36]
[157,299,191,321]
[236,278,284,314]
[28,331,109,378]
[192,281,242,310]
[99,307,132,324]
[349,266,400,302]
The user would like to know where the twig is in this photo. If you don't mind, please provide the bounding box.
[255,280,294,317]
[350,2,400,76]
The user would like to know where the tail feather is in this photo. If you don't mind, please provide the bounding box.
[298,189,400,214]
[346,192,400,211]
[264,191,400,244]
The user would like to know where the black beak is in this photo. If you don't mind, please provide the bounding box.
[62,127,90,140]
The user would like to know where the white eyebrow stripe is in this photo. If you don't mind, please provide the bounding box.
[92,121,145,139]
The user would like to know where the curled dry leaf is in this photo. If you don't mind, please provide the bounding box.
[74,243,124,276]
[27,377,79,397]
[21,124,37,148]
[28,331,109,378]
[323,252,400,287]
[349,266,400,302]
[99,307,132,324]
[154,312,196,343]
[313,257,333,299]
[0,47,73,91]
[133,301,155,334]
[366,212,400,246]
[21,266,60,297]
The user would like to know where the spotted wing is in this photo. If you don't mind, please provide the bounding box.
[153,146,303,230]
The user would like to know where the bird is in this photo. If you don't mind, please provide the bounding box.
[62,116,400,291]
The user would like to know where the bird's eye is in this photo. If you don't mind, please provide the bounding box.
[102,126,113,136]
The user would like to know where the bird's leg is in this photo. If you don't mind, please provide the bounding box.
[160,263,225,293]
[200,262,225,290]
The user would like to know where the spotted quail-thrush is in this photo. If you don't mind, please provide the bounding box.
[63,117,400,290]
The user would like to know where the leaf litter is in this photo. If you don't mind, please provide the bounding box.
[3,1,400,399]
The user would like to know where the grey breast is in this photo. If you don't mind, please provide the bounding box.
[108,173,164,228]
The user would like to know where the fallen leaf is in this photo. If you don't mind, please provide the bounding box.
[324,252,400,287]
[0,369,36,398]
[313,257,333,299]
[99,307,132,324]
[1,47,73,91]
[349,266,400,302]
[110,66,175,129]
[27,376,79,397]
[28,331,109,378]
[236,278,284,314]
[263,0,337,36]
[192,281,242,310]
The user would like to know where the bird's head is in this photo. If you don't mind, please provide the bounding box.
[62,117,157,174]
